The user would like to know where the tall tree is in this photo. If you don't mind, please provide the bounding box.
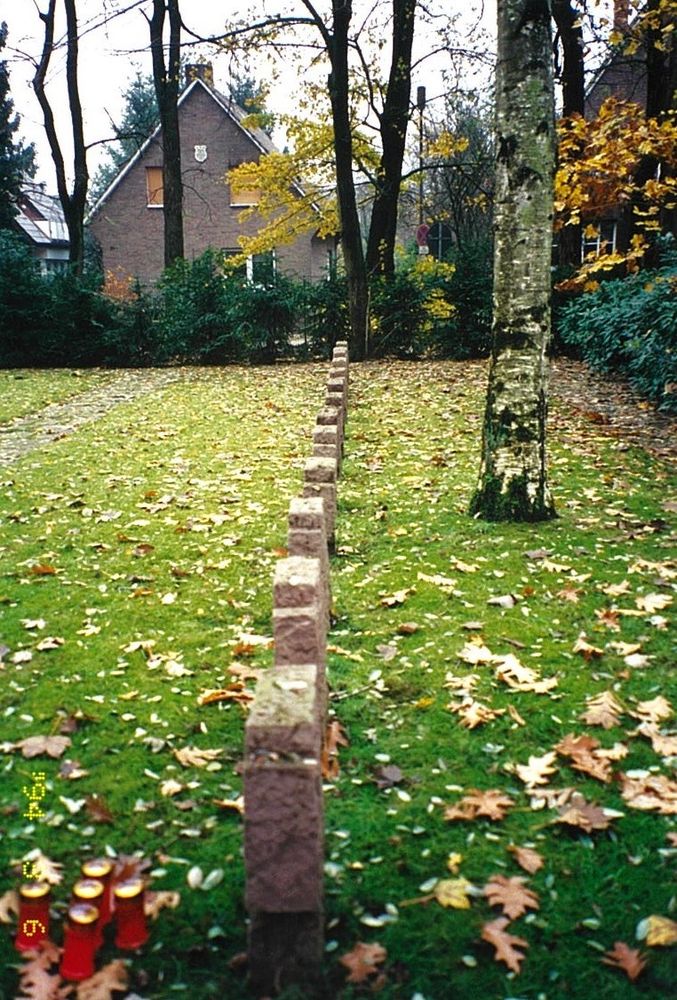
[89,72,159,205]
[147,0,183,267]
[0,22,36,228]
[33,0,88,274]
[552,0,584,267]
[365,0,417,277]
[298,0,369,358]
[470,0,556,522]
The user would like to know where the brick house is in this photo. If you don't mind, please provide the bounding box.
[88,66,334,286]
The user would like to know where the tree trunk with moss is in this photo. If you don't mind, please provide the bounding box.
[470,0,556,522]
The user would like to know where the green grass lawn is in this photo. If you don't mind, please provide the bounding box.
[0,361,675,999]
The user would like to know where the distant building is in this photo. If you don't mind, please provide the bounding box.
[13,187,69,273]
[88,65,334,287]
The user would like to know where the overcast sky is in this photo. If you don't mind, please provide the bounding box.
[5,1,497,191]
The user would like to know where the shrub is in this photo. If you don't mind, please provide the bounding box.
[296,274,350,358]
[557,249,677,412]
[0,232,52,365]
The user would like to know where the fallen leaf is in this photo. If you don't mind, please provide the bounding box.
[507,845,543,874]
[35,636,65,652]
[456,641,495,665]
[434,877,473,909]
[444,789,514,822]
[380,588,414,607]
[16,940,70,999]
[494,654,557,693]
[580,690,624,729]
[322,719,349,779]
[573,635,604,660]
[636,593,672,613]
[173,746,223,768]
[21,851,64,885]
[396,622,419,635]
[484,874,539,919]
[601,941,647,981]
[0,888,19,923]
[197,683,254,708]
[481,916,528,973]
[631,696,673,723]
[212,795,244,814]
[85,795,114,824]
[144,890,181,921]
[638,914,677,947]
[487,593,519,608]
[515,751,558,790]
[620,773,677,814]
[339,940,387,984]
[374,764,403,789]
[448,698,505,729]
[555,793,615,832]
[75,958,129,999]
[16,735,71,759]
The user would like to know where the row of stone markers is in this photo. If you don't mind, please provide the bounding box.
[243,342,349,995]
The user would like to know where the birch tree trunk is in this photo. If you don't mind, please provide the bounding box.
[469,0,556,522]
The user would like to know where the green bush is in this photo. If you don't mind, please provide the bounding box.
[296,274,350,358]
[557,250,677,412]
[0,231,52,365]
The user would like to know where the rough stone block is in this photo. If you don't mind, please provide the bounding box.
[304,457,337,485]
[312,442,339,464]
[273,555,322,610]
[327,377,346,399]
[273,605,325,668]
[246,664,321,758]
[247,911,324,995]
[287,499,330,609]
[325,392,345,423]
[288,495,325,532]
[244,756,323,913]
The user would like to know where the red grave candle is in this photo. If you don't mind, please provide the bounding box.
[113,878,148,950]
[81,857,114,926]
[71,879,105,951]
[59,902,99,981]
[15,881,51,952]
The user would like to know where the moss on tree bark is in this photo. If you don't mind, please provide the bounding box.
[470,0,556,522]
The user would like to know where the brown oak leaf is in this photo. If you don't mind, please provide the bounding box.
[580,691,624,729]
[573,635,604,660]
[631,696,673,723]
[481,916,528,973]
[448,698,504,729]
[555,793,614,832]
[75,959,129,999]
[515,751,558,790]
[321,719,349,780]
[601,941,647,981]
[444,788,514,822]
[144,890,181,921]
[507,845,543,874]
[484,874,540,919]
[339,941,387,984]
[0,888,19,923]
[620,773,677,814]
[85,795,113,824]
[16,940,70,999]
[16,735,71,759]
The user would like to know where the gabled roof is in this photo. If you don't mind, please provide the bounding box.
[87,77,278,218]
[14,189,69,247]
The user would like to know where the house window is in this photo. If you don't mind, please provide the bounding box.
[222,248,275,283]
[230,186,260,208]
[146,166,164,207]
[583,220,617,258]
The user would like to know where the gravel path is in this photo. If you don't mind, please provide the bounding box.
[551,357,677,467]
[1,361,675,470]
[0,368,182,466]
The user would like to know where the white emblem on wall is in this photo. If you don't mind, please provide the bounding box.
[194,145,207,163]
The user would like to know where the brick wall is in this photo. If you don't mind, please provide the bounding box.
[89,83,333,286]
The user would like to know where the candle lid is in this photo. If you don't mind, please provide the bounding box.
[81,858,113,878]
[68,902,99,925]
[114,878,144,899]
[20,881,50,900]
[73,878,104,900]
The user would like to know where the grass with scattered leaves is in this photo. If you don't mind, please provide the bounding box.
[0,370,115,425]
[0,360,675,1000]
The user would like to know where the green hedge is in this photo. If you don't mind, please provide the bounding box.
[556,248,677,413]
[0,235,494,368]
